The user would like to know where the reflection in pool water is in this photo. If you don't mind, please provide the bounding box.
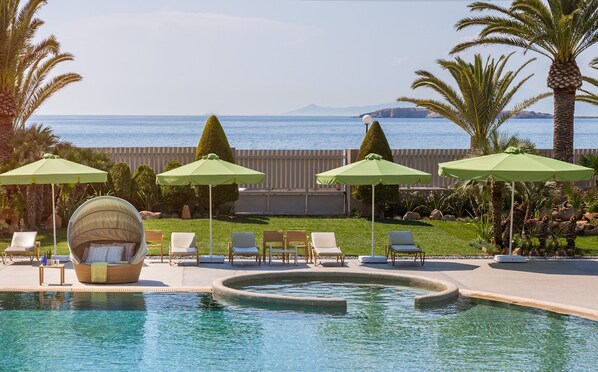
[0,288,595,371]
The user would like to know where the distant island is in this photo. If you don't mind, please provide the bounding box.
[361,107,554,119]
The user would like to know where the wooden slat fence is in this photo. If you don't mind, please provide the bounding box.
[92,147,598,189]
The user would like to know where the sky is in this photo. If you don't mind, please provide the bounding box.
[35,0,598,116]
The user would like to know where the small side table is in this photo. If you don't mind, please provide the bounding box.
[39,264,65,286]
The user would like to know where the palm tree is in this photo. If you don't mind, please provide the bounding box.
[398,53,549,248]
[397,53,549,150]
[0,0,81,162]
[577,58,598,106]
[451,0,598,163]
[578,153,598,189]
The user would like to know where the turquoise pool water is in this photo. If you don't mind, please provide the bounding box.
[0,287,596,372]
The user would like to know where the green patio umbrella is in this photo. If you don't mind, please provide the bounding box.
[0,154,108,258]
[439,147,593,262]
[316,153,431,263]
[156,153,264,263]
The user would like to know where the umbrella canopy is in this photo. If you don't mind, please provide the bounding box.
[156,153,264,261]
[0,154,108,258]
[438,147,593,261]
[156,153,264,185]
[438,147,593,182]
[0,154,108,185]
[317,153,431,186]
[316,153,431,261]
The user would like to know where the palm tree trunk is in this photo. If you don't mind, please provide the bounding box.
[0,90,16,162]
[552,88,576,163]
[491,179,503,248]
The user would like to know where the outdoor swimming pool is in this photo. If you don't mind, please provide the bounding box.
[0,287,596,371]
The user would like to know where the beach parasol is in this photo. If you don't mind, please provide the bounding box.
[316,153,431,263]
[0,154,108,259]
[156,153,264,263]
[439,147,593,262]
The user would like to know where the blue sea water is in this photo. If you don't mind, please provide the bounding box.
[29,115,598,149]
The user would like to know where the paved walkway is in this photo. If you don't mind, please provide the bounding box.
[1,257,597,319]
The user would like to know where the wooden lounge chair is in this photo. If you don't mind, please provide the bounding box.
[310,232,345,266]
[385,231,425,266]
[169,232,199,266]
[286,230,310,263]
[2,232,40,264]
[145,230,164,262]
[263,230,297,265]
[229,232,261,266]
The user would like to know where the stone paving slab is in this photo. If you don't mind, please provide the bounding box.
[1,257,597,317]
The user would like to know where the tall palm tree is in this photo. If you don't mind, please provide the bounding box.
[398,53,549,247]
[451,0,598,163]
[0,0,81,162]
[577,58,598,105]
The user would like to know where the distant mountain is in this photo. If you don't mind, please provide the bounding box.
[285,102,411,116]
[362,107,554,119]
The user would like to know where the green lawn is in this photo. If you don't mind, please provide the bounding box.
[4,216,597,257]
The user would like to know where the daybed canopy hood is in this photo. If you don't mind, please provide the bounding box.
[68,196,147,265]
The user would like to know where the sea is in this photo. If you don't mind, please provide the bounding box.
[28,115,598,150]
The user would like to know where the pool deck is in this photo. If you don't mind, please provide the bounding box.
[1,257,597,320]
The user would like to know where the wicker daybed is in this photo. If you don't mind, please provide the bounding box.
[68,196,148,284]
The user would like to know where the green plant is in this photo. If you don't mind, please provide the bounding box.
[195,115,239,211]
[471,210,492,245]
[109,162,132,201]
[579,154,598,189]
[351,121,399,215]
[452,0,598,163]
[131,164,160,211]
[160,160,195,214]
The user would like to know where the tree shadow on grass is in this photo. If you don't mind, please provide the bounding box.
[376,219,434,228]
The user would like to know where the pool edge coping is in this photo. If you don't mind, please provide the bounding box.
[212,270,459,309]
[460,289,598,322]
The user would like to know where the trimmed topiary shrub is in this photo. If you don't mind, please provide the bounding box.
[109,162,132,201]
[160,160,195,214]
[195,115,239,211]
[131,164,160,211]
[352,121,399,215]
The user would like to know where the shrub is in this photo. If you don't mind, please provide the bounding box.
[131,164,160,211]
[109,162,132,201]
[195,115,239,211]
[352,121,398,215]
[160,160,195,214]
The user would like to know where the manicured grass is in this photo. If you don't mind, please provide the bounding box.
[2,216,597,257]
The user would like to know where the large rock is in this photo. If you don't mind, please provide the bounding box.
[403,211,421,221]
[442,214,456,221]
[585,227,598,236]
[139,211,161,220]
[46,213,62,229]
[559,207,575,221]
[429,209,443,220]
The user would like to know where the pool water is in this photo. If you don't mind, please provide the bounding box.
[0,287,596,372]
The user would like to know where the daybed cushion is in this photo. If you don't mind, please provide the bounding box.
[114,242,135,261]
[85,244,124,264]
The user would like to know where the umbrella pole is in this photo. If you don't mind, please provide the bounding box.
[371,184,375,257]
[52,184,57,259]
[508,181,515,256]
[209,184,213,258]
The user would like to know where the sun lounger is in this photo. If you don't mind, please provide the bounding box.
[169,232,199,266]
[229,232,261,266]
[310,232,345,266]
[2,232,40,264]
[385,231,425,266]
